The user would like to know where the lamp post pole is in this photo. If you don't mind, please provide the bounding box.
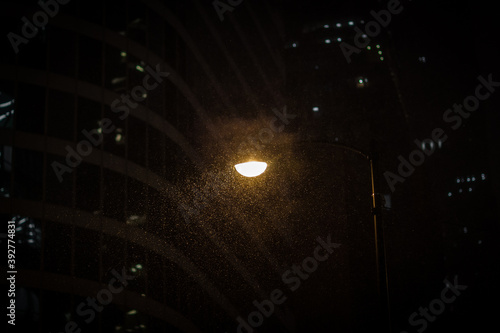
[319,142,391,332]
[234,141,391,331]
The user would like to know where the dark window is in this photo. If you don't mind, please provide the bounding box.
[0,145,12,198]
[75,162,100,212]
[105,0,127,33]
[102,234,126,281]
[43,221,72,275]
[74,227,100,280]
[101,304,126,332]
[147,9,164,56]
[147,252,165,303]
[127,118,147,166]
[77,0,103,25]
[164,22,177,66]
[40,290,70,333]
[128,0,147,46]
[72,295,99,332]
[148,126,165,176]
[17,26,47,70]
[46,154,73,206]
[165,138,180,181]
[146,70,165,116]
[77,96,102,143]
[126,177,147,228]
[0,16,18,65]
[147,187,166,232]
[103,169,125,221]
[13,148,43,201]
[15,287,40,331]
[15,83,45,134]
[78,35,102,85]
[48,28,77,77]
[47,89,75,140]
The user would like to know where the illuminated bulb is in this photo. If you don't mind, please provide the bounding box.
[235,161,267,177]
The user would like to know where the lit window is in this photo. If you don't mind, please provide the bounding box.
[380,57,384,61]
[120,51,127,57]
[292,43,297,48]
[336,23,341,27]
[456,178,460,183]
[468,187,472,192]
[418,56,427,63]
[448,192,452,197]
[421,141,435,151]
[362,34,367,38]
[463,227,468,233]
[348,21,354,26]
[471,176,476,181]
[378,51,382,55]
[136,65,144,72]
[312,107,319,112]
[0,92,15,128]
[325,39,331,44]
[337,37,342,42]
[324,24,330,28]
[376,44,381,48]
[356,77,367,88]
[367,46,371,50]
[466,177,470,182]
[481,173,486,180]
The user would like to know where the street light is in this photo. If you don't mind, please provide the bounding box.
[234,161,268,177]
[234,141,391,332]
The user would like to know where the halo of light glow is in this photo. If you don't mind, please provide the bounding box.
[234,161,268,177]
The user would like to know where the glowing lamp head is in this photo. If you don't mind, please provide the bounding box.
[234,161,268,177]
